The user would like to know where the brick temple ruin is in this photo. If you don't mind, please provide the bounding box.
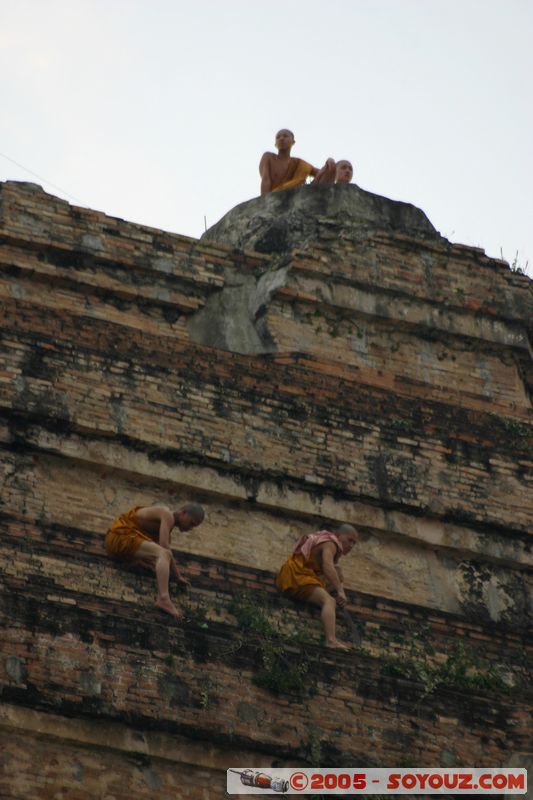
[0,179,531,798]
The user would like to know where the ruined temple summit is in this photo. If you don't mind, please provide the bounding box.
[0,179,531,798]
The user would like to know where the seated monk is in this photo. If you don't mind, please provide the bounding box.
[276,523,359,649]
[335,159,353,183]
[259,129,336,195]
[105,502,204,621]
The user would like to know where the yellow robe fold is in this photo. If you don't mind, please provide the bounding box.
[272,158,314,192]
[105,506,155,560]
[276,550,325,600]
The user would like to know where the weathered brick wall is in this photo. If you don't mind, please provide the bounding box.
[2,549,531,793]
[0,181,531,798]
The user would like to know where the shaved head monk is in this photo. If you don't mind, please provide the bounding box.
[259,129,336,195]
[335,159,353,184]
[105,502,205,621]
[276,524,359,649]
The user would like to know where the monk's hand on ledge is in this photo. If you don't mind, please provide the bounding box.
[336,589,347,608]
[169,554,190,590]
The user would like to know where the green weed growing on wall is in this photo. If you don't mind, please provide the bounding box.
[227,593,318,697]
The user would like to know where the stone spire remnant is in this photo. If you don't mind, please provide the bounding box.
[191,184,442,354]
[202,183,439,254]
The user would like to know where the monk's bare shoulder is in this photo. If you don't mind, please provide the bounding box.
[259,151,276,171]
[315,540,338,561]
[135,505,173,523]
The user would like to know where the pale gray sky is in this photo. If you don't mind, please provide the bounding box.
[1,0,531,275]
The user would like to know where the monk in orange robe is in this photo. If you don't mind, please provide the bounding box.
[259,129,336,195]
[105,502,204,621]
[276,524,358,649]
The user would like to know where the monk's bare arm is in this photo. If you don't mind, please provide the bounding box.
[318,543,342,592]
[259,152,274,195]
[319,543,347,606]
[169,554,189,585]
[135,505,174,549]
[135,506,188,583]
[147,509,188,583]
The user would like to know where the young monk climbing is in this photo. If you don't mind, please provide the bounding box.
[276,524,359,649]
[259,128,336,195]
[105,503,205,621]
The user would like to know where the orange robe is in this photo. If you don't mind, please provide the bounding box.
[272,158,314,192]
[105,506,156,561]
[276,531,342,600]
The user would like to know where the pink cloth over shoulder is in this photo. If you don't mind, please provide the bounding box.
[293,530,343,561]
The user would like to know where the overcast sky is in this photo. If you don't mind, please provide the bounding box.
[1,0,531,275]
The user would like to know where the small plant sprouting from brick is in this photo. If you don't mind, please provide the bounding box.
[227,593,312,645]
[227,594,277,637]
[227,593,318,697]
[198,677,212,709]
[182,598,209,628]
[501,247,529,276]
[499,416,532,445]
[254,641,312,696]
[356,620,530,699]
[380,639,521,698]
[389,417,410,433]
[486,412,532,452]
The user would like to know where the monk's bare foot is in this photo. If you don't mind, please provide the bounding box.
[155,597,182,621]
[326,639,351,651]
